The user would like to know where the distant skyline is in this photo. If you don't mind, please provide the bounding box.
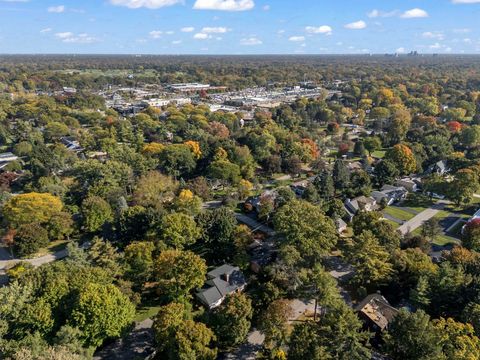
[1,0,480,54]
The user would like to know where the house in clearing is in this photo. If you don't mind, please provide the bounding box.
[355,294,399,333]
[196,265,247,309]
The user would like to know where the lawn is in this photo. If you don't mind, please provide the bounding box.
[402,193,434,213]
[383,206,416,222]
[34,240,70,258]
[411,227,460,247]
[371,150,386,159]
[134,306,162,322]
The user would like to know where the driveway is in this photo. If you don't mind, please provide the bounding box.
[397,201,447,235]
[93,319,155,360]
[235,213,276,237]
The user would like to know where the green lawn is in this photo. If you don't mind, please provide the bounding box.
[134,306,162,322]
[383,206,416,222]
[411,227,460,247]
[383,219,400,229]
[371,150,386,159]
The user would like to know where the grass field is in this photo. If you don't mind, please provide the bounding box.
[383,206,416,222]
[371,150,386,159]
[134,306,162,322]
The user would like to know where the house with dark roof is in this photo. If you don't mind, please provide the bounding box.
[355,294,399,332]
[196,265,247,309]
[344,196,377,220]
[371,185,408,206]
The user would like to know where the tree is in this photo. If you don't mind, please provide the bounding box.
[332,159,350,192]
[15,223,49,257]
[409,275,431,310]
[69,283,135,347]
[173,189,203,216]
[2,192,63,228]
[154,250,207,301]
[421,218,442,242]
[81,196,113,233]
[385,144,416,175]
[353,141,366,156]
[158,144,197,177]
[133,171,178,208]
[433,317,480,359]
[288,301,371,360]
[383,310,445,360]
[259,299,294,349]
[207,159,241,184]
[461,125,480,148]
[197,208,237,260]
[364,136,382,156]
[87,237,123,277]
[388,109,412,144]
[209,293,253,348]
[158,213,201,250]
[153,302,217,360]
[374,160,400,187]
[274,200,337,265]
[447,168,479,206]
[124,241,155,284]
[462,219,480,251]
[314,169,335,200]
[347,231,394,290]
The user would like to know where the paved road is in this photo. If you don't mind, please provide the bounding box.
[397,201,447,235]
[0,249,69,271]
[235,213,276,237]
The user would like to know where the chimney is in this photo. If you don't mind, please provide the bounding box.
[222,273,230,283]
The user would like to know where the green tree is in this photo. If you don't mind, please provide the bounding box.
[347,231,394,290]
[332,160,350,192]
[374,160,400,187]
[158,213,201,250]
[124,241,155,284]
[81,196,113,233]
[2,192,63,228]
[158,144,197,178]
[364,136,382,156]
[154,250,207,301]
[15,223,49,257]
[259,299,294,349]
[383,309,444,360]
[274,200,337,265]
[197,208,237,260]
[209,292,253,348]
[69,283,135,347]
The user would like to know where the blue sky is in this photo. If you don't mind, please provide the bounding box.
[1,0,480,54]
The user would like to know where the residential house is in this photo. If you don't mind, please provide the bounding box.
[0,152,19,170]
[249,240,277,273]
[336,218,348,234]
[371,185,408,206]
[196,265,247,309]
[345,196,377,219]
[426,160,449,175]
[355,294,399,333]
[396,177,419,192]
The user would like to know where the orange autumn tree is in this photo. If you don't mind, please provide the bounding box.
[184,140,202,159]
[385,144,417,175]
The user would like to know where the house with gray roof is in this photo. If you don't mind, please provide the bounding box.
[196,264,247,309]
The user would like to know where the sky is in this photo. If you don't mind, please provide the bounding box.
[0,0,480,54]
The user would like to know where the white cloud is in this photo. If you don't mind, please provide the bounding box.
[172,40,182,44]
[344,20,366,30]
[40,28,52,33]
[240,37,262,45]
[452,0,480,3]
[55,32,73,39]
[453,28,471,33]
[109,0,182,9]
[48,5,65,13]
[422,31,444,40]
[181,27,195,32]
[305,25,332,35]
[165,30,174,35]
[367,9,398,18]
[289,36,305,42]
[194,33,210,39]
[193,0,254,11]
[430,42,442,49]
[401,8,429,18]
[201,26,229,33]
[396,47,406,53]
[55,32,99,43]
[149,30,163,38]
